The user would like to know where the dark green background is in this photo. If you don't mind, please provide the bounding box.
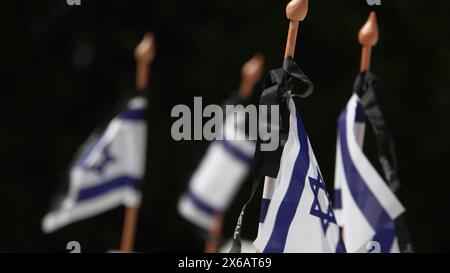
[1,0,449,252]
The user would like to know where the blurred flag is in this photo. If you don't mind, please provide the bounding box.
[334,71,413,253]
[254,98,345,253]
[42,93,147,233]
[178,94,255,230]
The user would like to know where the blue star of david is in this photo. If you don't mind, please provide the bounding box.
[84,143,115,174]
[308,168,337,233]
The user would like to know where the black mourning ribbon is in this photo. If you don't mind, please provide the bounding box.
[355,71,414,253]
[354,71,400,192]
[229,57,313,253]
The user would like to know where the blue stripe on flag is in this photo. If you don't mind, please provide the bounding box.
[371,222,396,252]
[334,189,342,209]
[338,109,396,252]
[263,111,310,253]
[120,109,146,120]
[76,176,139,202]
[186,190,218,216]
[219,140,252,165]
[259,198,271,223]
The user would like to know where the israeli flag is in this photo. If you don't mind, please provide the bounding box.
[178,108,255,230]
[334,94,405,253]
[254,98,345,253]
[42,95,147,233]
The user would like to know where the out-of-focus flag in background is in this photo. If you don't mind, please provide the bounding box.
[42,93,147,233]
[178,95,255,230]
[334,71,414,253]
[178,54,264,232]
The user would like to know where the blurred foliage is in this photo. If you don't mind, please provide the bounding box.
[0,0,449,252]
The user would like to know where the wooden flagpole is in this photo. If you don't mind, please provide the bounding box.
[284,0,309,59]
[120,32,155,253]
[203,54,264,253]
[204,213,224,253]
[358,12,379,72]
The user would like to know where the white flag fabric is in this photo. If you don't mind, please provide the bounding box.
[254,98,345,253]
[178,108,255,230]
[334,94,405,253]
[42,95,147,233]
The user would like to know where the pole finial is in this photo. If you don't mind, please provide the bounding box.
[135,32,155,65]
[284,0,309,59]
[286,0,308,21]
[358,12,379,72]
[358,11,379,47]
[239,54,265,99]
[135,32,155,90]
